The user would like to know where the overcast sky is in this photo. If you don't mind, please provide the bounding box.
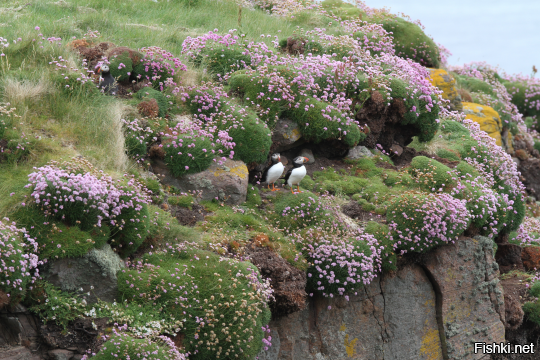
[356,0,540,76]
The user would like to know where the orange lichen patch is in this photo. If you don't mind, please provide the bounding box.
[428,68,462,111]
[462,102,503,146]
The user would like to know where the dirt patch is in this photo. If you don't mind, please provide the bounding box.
[341,201,386,224]
[245,243,307,318]
[282,37,306,55]
[41,317,110,355]
[355,95,416,152]
[519,158,540,201]
[496,244,525,274]
[173,204,207,227]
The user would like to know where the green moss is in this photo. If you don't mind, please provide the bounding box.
[246,186,262,207]
[218,104,271,165]
[364,221,396,273]
[321,0,364,20]
[163,133,214,176]
[299,175,315,191]
[320,177,370,195]
[353,157,383,178]
[109,201,150,257]
[456,75,495,96]
[409,156,456,192]
[136,88,168,117]
[168,194,194,208]
[455,161,480,179]
[436,148,461,161]
[274,191,335,231]
[380,16,440,68]
[108,51,133,82]
[195,45,252,77]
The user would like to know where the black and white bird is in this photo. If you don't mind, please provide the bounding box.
[262,153,284,191]
[97,64,118,95]
[283,156,309,194]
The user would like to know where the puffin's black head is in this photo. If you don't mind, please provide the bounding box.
[293,156,308,166]
[271,153,281,163]
[97,64,110,75]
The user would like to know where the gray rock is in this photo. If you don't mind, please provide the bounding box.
[298,149,315,164]
[346,145,373,160]
[48,350,74,360]
[152,158,249,205]
[41,244,125,304]
[272,119,305,152]
[0,346,41,360]
[263,236,504,359]
[389,143,403,156]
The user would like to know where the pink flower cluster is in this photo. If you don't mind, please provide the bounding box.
[0,218,41,297]
[388,192,471,255]
[25,164,149,228]
[305,231,381,298]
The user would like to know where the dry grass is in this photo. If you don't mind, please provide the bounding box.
[2,77,52,105]
[103,102,130,172]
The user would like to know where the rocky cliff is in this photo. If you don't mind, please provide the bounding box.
[258,236,505,360]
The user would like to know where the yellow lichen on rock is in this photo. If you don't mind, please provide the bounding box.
[462,102,503,146]
[420,327,443,360]
[428,69,462,112]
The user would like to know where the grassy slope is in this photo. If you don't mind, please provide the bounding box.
[0,0,334,217]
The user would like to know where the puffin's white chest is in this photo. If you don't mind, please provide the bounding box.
[288,166,306,187]
[266,162,284,184]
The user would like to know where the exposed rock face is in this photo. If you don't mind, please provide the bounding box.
[518,158,540,201]
[41,244,125,305]
[272,119,305,153]
[152,158,249,205]
[495,244,525,274]
[0,304,41,350]
[356,92,416,151]
[257,236,505,360]
[346,145,373,160]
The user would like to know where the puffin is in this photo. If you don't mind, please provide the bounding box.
[262,153,284,191]
[97,64,118,95]
[283,156,309,194]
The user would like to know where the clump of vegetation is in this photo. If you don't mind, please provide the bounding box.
[108,51,134,82]
[136,88,169,118]
[387,192,471,254]
[24,159,151,257]
[117,245,272,359]
[304,230,381,298]
[273,192,338,231]
[0,219,41,302]
[379,16,440,68]
[409,156,456,192]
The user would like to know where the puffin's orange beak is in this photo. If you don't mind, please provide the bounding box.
[278,156,281,162]
[303,157,309,162]
[96,66,101,74]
